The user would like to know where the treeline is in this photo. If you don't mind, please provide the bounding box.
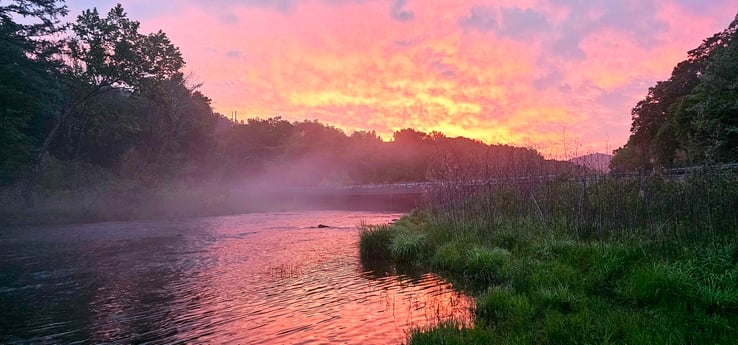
[1,1,200,206]
[218,120,581,185]
[1,0,584,213]
[612,15,738,171]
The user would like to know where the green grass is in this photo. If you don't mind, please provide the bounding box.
[390,229,429,262]
[408,321,496,345]
[359,223,394,260]
[432,240,468,272]
[462,246,512,284]
[360,173,738,344]
[619,261,697,307]
[476,286,534,327]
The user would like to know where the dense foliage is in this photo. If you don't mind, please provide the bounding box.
[1,0,68,183]
[612,15,738,171]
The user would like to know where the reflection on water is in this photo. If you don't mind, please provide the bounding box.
[0,211,472,344]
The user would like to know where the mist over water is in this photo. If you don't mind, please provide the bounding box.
[0,211,472,344]
[137,155,425,219]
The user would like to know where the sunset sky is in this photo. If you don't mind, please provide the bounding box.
[66,0,736,156]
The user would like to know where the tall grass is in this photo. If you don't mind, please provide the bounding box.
[359,223,394,260]
[362,170,738,344]
[429,171,738,242]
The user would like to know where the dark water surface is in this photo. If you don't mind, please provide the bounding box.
[0,211,472,344]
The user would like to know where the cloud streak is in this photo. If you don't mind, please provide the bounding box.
[66,0,737,156]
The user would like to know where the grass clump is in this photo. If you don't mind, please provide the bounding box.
[390,229,429,262]
[407,321,495,345]
[463,246,512,284]
[364,173,738,344]
[695,271,738,312]
[359,224,393,260]
[432,240,468,272]
[535,284,582,313]
[619,261,697,307]
[476,286,534,327]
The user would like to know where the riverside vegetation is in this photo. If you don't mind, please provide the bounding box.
[4,2,737,225]
[358,15,738,344]
[360,171,738,344]
[1,1,579,225]
[4,1,738,343]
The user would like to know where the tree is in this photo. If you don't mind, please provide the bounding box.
[389,128,432,181]
[0,0,67,184]
[0,0,68,58]
[345,130,384,183]
[613,15,738,171]
[21,3,185,206]
[672,20,738,163]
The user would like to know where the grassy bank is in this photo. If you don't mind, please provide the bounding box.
[360,172,738,344]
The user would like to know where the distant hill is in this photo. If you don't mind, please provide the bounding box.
[569,153,612,173]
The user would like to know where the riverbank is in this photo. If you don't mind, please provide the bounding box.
[0,182,243,226]
[0,175,423,226]
[360,173,738,344]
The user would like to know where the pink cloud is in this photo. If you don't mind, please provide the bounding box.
[66,0,738,156]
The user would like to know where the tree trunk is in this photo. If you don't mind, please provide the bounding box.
[20,84,113,207]
[72,117,88,191]
[22,106,70,208]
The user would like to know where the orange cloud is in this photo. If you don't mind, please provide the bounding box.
[69,0,738,157]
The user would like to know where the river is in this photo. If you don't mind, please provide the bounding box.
[0,211,472,344]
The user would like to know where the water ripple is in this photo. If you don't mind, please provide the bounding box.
[1,211,472,344]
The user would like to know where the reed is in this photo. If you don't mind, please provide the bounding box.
[362,169,738,344]
[428,171,738,242]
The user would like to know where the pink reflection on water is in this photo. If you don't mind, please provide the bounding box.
[178,211,474,344]
[19,211,472,344]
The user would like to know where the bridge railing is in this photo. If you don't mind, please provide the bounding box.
[294,163,738,195]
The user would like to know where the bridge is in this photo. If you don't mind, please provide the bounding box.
[309,162,738,196]
[277,163,738,211]
[292,183,431,211]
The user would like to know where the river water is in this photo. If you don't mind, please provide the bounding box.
[0,211,472,344]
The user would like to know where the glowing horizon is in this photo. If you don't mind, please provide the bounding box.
[66,0,737,157]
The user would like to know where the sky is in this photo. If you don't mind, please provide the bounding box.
[65,0,737,157]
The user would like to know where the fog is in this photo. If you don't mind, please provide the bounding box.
[223,156,422,214]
